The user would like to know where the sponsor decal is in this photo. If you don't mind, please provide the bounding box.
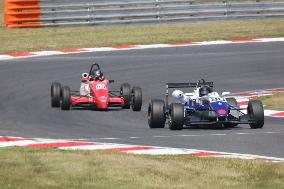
[96,84,106,90]
[99,96,107,102]
[218,109,226,114]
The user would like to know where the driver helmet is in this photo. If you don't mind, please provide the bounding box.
[92,69,103,79]
[172,90,184,99]
[199,85,212,97]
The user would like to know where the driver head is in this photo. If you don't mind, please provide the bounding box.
[92,70,103,79]
[199,85,212,97]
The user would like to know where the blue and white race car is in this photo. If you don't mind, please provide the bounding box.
[148,79,264,130]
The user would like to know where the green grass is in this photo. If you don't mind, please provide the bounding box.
[0,148,283,189]
[1,0,284,54]
[258,92,284,111]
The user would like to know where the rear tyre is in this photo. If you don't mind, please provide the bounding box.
[169,103,184,130]
[120,83,131,109]
[131,87,142,111]
[148,99,165,128]
[248,100,264,129]
[61,86,71,110]
[224,97,238,128]
[51,82,61,107]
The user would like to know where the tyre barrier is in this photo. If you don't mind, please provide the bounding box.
[4,0,284,29]
[4,0,41,28]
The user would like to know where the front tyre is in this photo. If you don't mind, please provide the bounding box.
[120,83,131,109]
[247,100,264,129]
[51,82,61,107]
[148,99,165,128]
[61,86,71,111]
[169,103,184,130]
[131,87,142,111]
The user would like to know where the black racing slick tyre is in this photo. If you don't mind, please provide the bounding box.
[131,87,142,111]
[224,97,238,128]
[120,83,131,109]
[51,82,61,107]
[169,103,184,130]
[148,100,165,128]
[61,86,71,111]
[247,100,264,129]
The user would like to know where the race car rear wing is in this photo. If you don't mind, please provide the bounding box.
[166,82,214,89]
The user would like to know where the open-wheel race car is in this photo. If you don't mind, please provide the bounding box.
[51,63,142,111]
[148,79,264,130]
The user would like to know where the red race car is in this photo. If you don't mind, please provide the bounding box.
[51,63,142,111]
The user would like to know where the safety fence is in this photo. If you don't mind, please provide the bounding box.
[4,0,284,28]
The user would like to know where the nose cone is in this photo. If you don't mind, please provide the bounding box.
[96,95,108,109]
[90,81,109,109]
[211,102,228,117]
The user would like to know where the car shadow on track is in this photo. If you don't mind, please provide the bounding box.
[71,107,124,112]
[182,126,248,131]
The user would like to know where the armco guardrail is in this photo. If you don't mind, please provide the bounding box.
[4,0,284,28]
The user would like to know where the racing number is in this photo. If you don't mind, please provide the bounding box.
[209,97,226,102]
[96,84,106,90]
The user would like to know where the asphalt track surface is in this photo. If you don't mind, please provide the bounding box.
[0,42,284,158]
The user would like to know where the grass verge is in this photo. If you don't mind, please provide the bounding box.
[0,148,283,189]
[1,0,284,54]
[258,92,284,111]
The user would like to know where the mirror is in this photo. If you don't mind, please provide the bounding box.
[82,73,89,78]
